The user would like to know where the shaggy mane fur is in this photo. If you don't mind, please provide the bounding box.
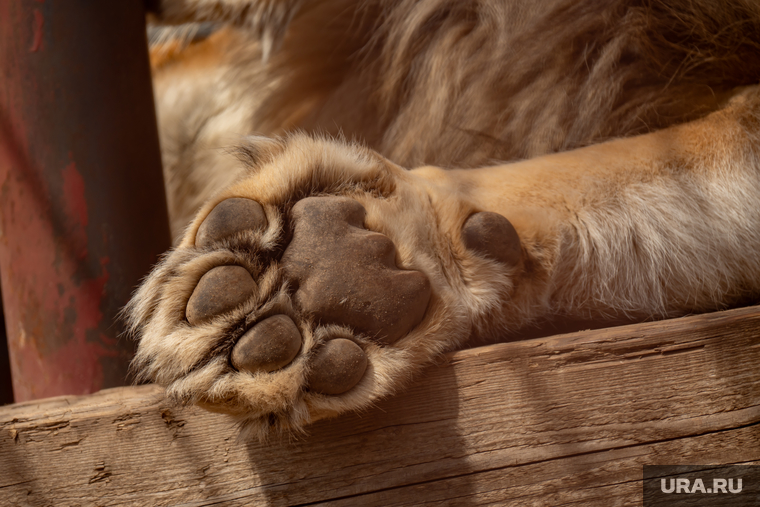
[232,0,760,163]
[150,0,760,235]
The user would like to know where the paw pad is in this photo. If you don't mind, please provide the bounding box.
[231,315,302,373]
[283,196,431,344]
[183,195,430,401]
[462,212,521,266]
[195,197,268,247]
[307,338,368,395]
[186,265,257,325]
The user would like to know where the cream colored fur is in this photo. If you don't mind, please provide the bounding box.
[128,0,760,437]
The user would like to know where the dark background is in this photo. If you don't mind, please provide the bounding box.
[0,282,13,405]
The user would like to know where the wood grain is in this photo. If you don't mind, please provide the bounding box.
[1,306,759,506]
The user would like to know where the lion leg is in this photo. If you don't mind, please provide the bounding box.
[416,87,760,326]
[127,88,760,438]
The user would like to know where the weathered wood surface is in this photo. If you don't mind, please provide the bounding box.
[1,306,759,506]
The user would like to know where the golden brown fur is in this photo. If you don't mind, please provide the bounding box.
[150,0,760,236]
[129,0,760,437]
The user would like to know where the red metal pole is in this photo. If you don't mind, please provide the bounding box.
[0,1,171,401]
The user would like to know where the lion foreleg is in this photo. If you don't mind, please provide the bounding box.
[413,88,760,329]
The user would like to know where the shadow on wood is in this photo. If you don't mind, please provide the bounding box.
[0,306,758,505]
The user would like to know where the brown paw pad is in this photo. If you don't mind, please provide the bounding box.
[231,315,302,373]
[282,196,431,345]
[462,212,521,266]
[307,338,368,395]
[186,265,257,325]
[196,197,268,247]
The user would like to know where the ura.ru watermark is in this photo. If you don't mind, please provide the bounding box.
[643,465,758,506]
[659,477,742,494]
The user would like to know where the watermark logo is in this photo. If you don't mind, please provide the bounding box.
[644,465,759,506]
[660,477,742,494]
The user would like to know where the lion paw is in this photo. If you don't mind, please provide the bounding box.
[126,135,521,438]
[186,194,430,396]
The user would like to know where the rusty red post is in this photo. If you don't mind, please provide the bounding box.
[0,1,171,401]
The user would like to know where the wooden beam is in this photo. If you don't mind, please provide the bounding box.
[1,306,759,506]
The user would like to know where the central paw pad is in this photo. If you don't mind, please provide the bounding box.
[283,196,432,344]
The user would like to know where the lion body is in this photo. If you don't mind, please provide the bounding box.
[130,0,760,432]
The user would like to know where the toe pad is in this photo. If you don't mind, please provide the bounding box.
[308,338,368,395]
[462,212,521,266]
[232,315,302,373]
[186,265,257,325]
[196,198,268,247]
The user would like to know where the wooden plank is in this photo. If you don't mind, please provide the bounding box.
[1,306,759,506]
[323,428,760,507]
